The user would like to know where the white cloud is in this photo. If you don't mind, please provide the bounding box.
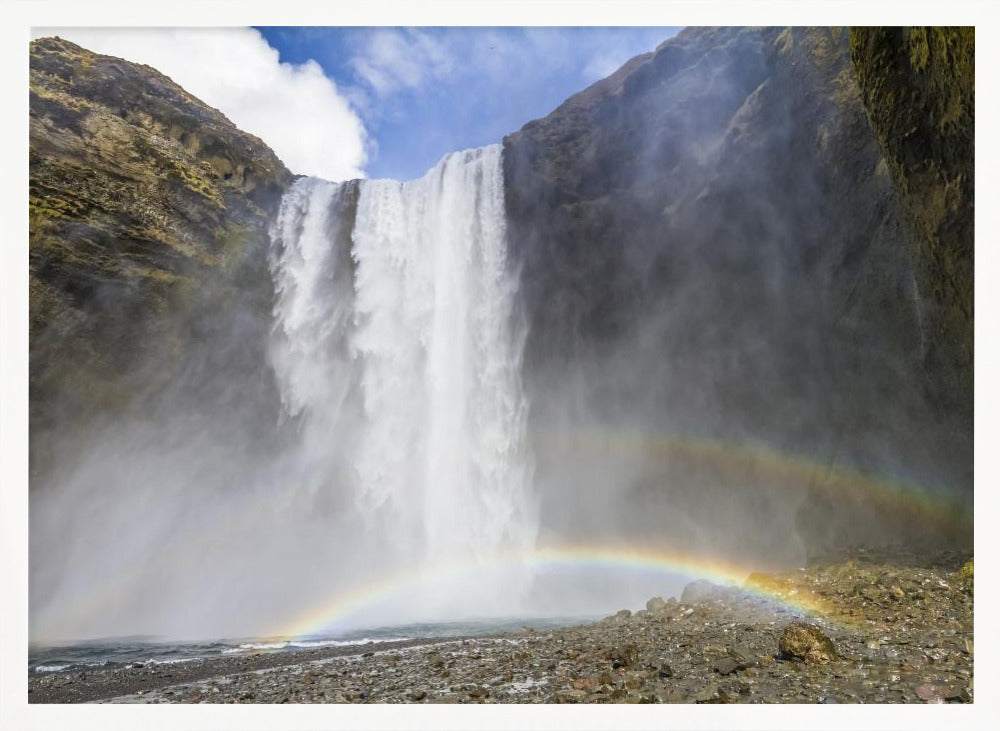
[31,28,368,181]
[346,28,678,110]
[349,28,455,97]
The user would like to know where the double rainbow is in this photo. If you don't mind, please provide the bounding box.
[37,430,966,642]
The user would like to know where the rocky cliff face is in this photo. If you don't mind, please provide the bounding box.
[28,29,972,556]
[849,27,973,428]
[29,37,292,476]
[504,27,972,553]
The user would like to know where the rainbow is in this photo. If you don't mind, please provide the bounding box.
[276,421,976,640]
[532,428,970,533]
[37,431,967,641]
[274,543,842,640]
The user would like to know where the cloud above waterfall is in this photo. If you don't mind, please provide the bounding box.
[343,27,675,102]
[258,27,681,179]
[27,27,683,181]
[349,28,456,97]
[30,27,369,181]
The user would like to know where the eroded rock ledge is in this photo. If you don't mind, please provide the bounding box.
[29,37,293,475]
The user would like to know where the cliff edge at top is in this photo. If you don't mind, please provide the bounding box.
[503,27,973,553]
[30,37,292,475]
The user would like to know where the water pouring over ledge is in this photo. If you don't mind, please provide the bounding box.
[269,145,538,620]
[29,140,968,645]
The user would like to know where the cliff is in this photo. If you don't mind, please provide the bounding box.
[849,27,974,425]
[29,37,292,475]
[27,29,973,554]
[504,27,972,551]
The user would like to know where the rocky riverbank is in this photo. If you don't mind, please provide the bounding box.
[29,547,973,704]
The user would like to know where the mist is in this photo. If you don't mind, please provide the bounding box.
[29,27,972,645]
[501,31,973,629]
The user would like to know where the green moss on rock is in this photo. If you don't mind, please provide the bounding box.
[957,558,973,580]
[29,36,292,477]
[849,27,973,421]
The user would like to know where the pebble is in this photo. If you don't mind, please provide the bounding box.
[30,547,972,705]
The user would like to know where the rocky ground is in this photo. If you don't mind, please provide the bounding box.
[29,547,973,704]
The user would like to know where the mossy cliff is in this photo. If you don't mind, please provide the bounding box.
[849,27,973,424]
[28,30,972,554]
[29,37,293,476]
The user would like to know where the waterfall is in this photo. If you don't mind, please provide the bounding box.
[269,144,536,577]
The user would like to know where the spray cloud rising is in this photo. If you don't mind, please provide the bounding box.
[31,146,541,641]
[29,27,972,644]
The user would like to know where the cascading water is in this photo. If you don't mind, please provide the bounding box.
[269,145,536,614]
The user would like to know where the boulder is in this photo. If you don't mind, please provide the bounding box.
[646,596,668,612]
[681,580,730,604]
[778,623,839,663]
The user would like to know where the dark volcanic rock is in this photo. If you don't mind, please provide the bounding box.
[607,642,639,669]
[28,549,973,705]
[849,27,973,445]
[504,26,972,557]
[713,657,745,676]
[29,37,292,477]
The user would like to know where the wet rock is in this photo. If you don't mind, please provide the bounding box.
[914,683,968,703]
[778,623,838,663]
[624,674,644,690]
[681,580,726,603]
[607,643,639,669]
[29,548,972,707]
[714,657,745,676]
[554,688,587,703]
[646,596,668,612]
[861,586,883,602]
[657,688,687,703]
[728,644,757,668]
[914,684,947,703]
[693,683,728,703]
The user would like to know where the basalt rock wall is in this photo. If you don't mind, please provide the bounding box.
[503,27,973,551]
[29,37,293,478]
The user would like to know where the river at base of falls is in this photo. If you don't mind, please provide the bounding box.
[28,616,595,675]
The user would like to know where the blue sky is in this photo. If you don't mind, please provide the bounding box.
[257,27,680,180]
[37,27,680,181]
